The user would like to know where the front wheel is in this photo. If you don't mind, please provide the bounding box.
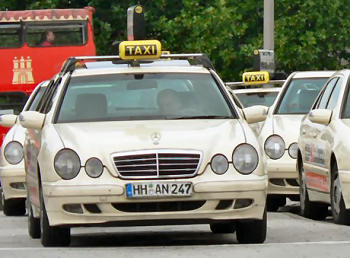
[27,198,40,239]
[331,163,350,225]
[236,208,266,244]
[266,195,286,212]
[2,193,26,216]
[40,193,70,247]
[298,159,328,220]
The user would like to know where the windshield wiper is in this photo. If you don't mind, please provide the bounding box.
[170,115,233,119]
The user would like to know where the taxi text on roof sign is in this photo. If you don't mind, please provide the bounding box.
[242,71,270,85]
[119,40,162,60]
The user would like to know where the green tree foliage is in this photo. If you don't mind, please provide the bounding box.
[275,0,350,74]
[0,0,349,80]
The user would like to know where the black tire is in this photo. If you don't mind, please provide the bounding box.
[266,195,286,212]
[27,199,40,239]
[2,193,26,216]
[288,195,300,202]
[298,159,328,220]
[0,188,3,210]
[236,208,267,244]
[40,193,70,247]
[210,222,235,234]
[331,163,350,225]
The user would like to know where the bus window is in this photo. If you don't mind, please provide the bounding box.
[0,92,28,115]
[26,22,87,47]
[0,23,22,48]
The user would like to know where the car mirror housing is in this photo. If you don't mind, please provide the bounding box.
[19,111,46,130]
[0,114,17,128]
[309,109,332,125]
[242,105,268,124]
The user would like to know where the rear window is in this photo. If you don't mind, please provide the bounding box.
[235,91,278,108]
[56,73,235,123]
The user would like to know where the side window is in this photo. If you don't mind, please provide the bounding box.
[0,23,23,48]
[315,78,338,109]
[326,78,343,110]
[26,22,87,47]
[27,87,46,111]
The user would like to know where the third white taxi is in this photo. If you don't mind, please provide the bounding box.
[298,69,350,224]
[259,71,334,211]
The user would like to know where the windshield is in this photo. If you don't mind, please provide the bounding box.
[342,85,350,118]
[56,73,235,123]
[276,78,328,114]
[235,91,278,108]
[0,92,28,115]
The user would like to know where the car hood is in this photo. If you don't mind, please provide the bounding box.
[53,119,246,176]
[273,114,305,145]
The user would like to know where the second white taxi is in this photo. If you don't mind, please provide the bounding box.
[259,71,334,211]
[20,40,268,246]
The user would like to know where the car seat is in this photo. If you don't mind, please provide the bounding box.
[75,93,107,120]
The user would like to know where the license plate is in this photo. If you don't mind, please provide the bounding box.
[126,182,192,198]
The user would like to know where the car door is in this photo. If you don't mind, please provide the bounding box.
[25,78,60,210]
[301,77,339,194]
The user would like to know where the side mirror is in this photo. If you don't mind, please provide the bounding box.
[309,109,332,125]
[0,114,17,127]
[19,111,46,130]
[242,105,268,124]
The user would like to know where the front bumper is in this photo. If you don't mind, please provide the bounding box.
[0,166,26,200]
[42,176,267,227]
[339,170,350,209]
[266,154,299,195]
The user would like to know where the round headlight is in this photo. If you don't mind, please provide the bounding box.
[211,154,229,175]
[85,158,103,178]
[233,144,258,175]
[4,141,23,165]
[264,135,285,159]
[288,142,298,159]
[54,149,81,180]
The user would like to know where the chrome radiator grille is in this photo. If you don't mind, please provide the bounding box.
[113,150,202,179]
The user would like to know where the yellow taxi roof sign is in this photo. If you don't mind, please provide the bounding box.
[242,71,270,85]
[119,40,162,60]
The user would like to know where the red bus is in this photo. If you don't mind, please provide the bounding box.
[0,7,96,142]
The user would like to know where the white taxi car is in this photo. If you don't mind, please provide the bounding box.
[226,71,284,136]
[0,81,48,216]
[226,71,283,109]
[20,40,268,246]
[259,71,334,211]
[298,70,350,224]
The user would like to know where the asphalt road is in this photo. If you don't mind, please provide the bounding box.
[0,203,350,258]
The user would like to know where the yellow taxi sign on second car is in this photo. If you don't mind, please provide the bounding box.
[242,71,270,85]
[119,40,162,60]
